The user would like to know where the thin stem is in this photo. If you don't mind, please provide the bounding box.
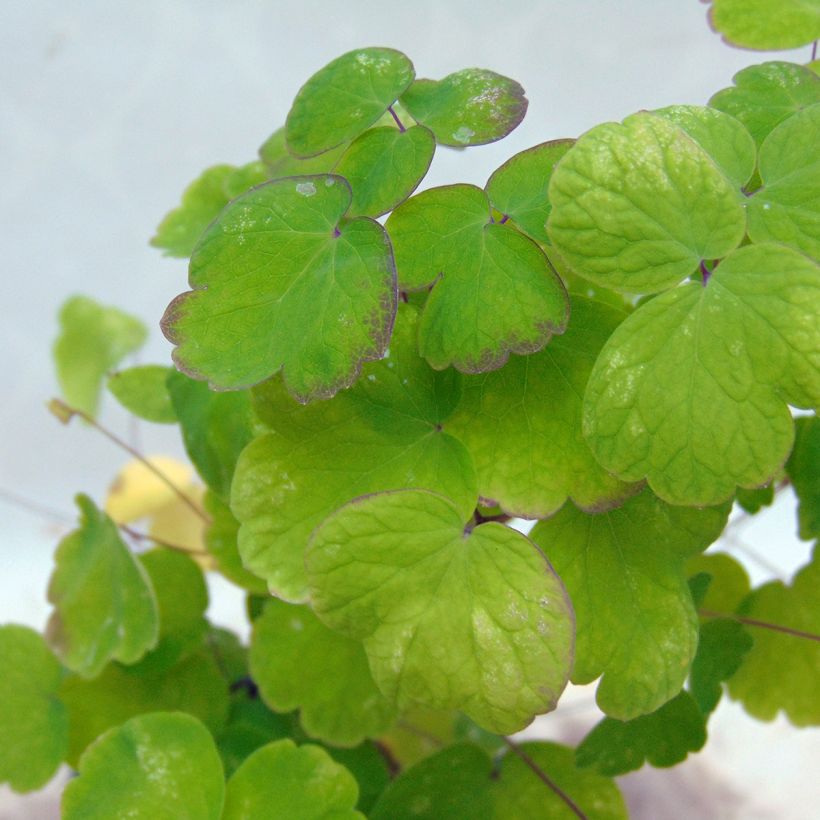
[387,104,406,132]
[699,609,820,643]
[395,720,445,747]
[119,524,209,558]
[0,486,73,524]
[501,737,588,820]
[699,260,712,286]
[498,214,510,224]
[812,40,817,61]
[49,398,210,524]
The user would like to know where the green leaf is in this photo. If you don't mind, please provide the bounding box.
[0,625,68,792]
[689,619,754,715]
[735,483,775,513]
[379,707,456,767]
[708,0,820,50]
[216,695,295,778]
[135,549,209,674]
[60,648,230,766]
[203,491,267,593]
[334,125,435,217]
[492,741,627,820]
[286,48,415,158]
[652,104,756,189]
[728,551,820,725]
[369,743,493,820]
[326,743,391,814]
[530,489,729,719]
[162,174,397,400]
[54,295,147,417]
[151,163,270,258]
[259,127,349,177]
[386,184,568,371]
[787,415,820,540]
[46,495,159,678]
[687,552,752,613]
[577,691,706,776]
[249,598,396,746]
[231,304,477,601]
[62,713,225,820]
[167,370,254,500]
[710,61,820,147]
[446,296,637,517]
[222,739,363,820]
[485,139,574,244]
[400,69,527,147]
[747,103,820,258]
[583,244,820,505]
[306,489,574,734]
[547,112,746,293]
[107,365,177,423]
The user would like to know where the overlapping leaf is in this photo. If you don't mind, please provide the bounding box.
[492,741,627,820]
[222,739,363,820]
[747,103,820,258]
[108,365,176,423]
[707,0,820,50]
[306,489,574,734]
[259,128,349,177]
[387,184,568,371]
[652,104,756,189]
[531,490,729,718]
[710,61,820,147]
[687,552,752,613]
[167,370,254,500]
[689,619,754,715]
[369,743,493,820]
[203,491,267,593]
[135,549,209,674]
[583,244,820,505]
[60,648,230,765]
[54,295,147,417]
[400,68,527,146]
[249,599,395,746]
[286,48,415,157]
[231,304,476,601]
[727,551,820,725]
[0,626,68,792]
[576,691,707,776]
[446,296,637,518]
[46,495,159,678]
[484,140,574,244]
[334,124,435,217]
[547,111,746,293]
[786,415,820,540]
[151,162,270,258]
[62,713,225,820]
[162,174,397,400]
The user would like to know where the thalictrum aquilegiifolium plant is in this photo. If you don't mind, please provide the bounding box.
[2,3,819,817]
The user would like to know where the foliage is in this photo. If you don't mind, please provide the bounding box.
[2,6,819,816]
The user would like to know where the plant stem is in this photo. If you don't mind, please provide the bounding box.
[119,524,209,558]
[49,398,210,524]
[0,486,73,524]
[698,609,820,643]
[387,105,406,132]
[501,737,588,819]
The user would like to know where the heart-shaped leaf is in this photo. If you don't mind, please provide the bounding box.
[582,243,820,505]
[162,174,397,402]
[547,112,746,293]
[286,48,415,158]
[306,489,574,734]
[387,184,568,371]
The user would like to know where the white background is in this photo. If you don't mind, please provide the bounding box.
[1,1,818,817]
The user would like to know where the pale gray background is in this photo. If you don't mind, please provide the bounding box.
[1,1,818,817]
